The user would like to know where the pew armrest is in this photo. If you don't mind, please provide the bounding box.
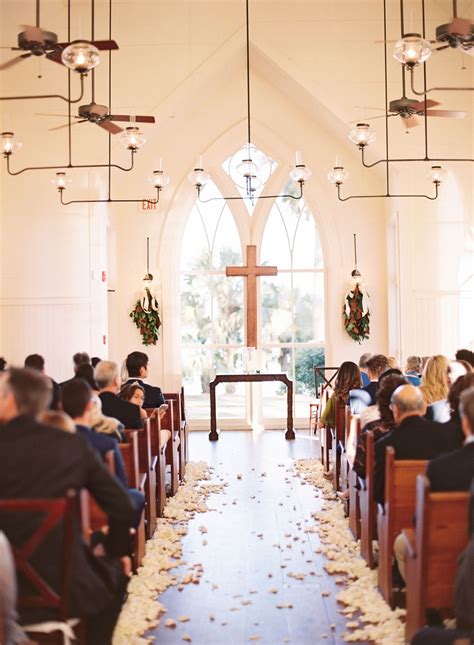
[402,527,416,558]
[138,472,147,492]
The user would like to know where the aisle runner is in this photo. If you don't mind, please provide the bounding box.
[295,459,405,644]
[113,461,226,645]
[113,458,405,645]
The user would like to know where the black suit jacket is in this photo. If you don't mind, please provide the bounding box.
[123,378,165,409]
[374,415,453,504]
[99,391,142,429]
[426,441,474,493]
[0,415,136,621]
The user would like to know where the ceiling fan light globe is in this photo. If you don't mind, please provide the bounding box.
[290,164,312,183]
[148,169,170,188]
[393,34,431,67]
[428,165,446,184]
[1,132,22,156]
[51,171,71,190]
[61,42,100,73]
[348,123,376,148]
[327,166,348,185]
[119,126,146,151]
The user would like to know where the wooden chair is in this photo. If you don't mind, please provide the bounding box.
[118,432,146,570]
[0,494,86,644]
[377,447,427,606]
[402,476,470,641]
[163,391,188,481]
[345,414,361,539]
[317,386,332,469]
[358,430,377,568]
[146,409,170,516]
[331,402,346,491]
[124,422,157,539]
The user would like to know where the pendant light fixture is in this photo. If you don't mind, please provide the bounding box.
[188,0,311,204]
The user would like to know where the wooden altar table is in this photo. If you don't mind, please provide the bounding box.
[209,373,294,441]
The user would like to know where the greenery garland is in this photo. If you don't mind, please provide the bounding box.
[130,300,162,346]
[343,284,370,343]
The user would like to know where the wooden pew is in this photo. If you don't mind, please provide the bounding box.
[402,476,470,641]
[358,430,377,568]
[331,402,346,491]
[118,432,146,570]
[146,409,170,515]
[163,390,188,481]
[158,400,180,495]
[345,413,362,539]
[318,386,332,470]
[377,447,427,606]
[124,421,157,539]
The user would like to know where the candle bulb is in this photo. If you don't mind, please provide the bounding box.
[295,150,303,166]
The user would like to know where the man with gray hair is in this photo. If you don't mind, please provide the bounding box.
[96,360,142,429]
[373,384,453,503]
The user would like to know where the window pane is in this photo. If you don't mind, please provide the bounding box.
[260,274,292,344]
[260,208,291,269]
[181,274,212,344]
[213,275,244,344]
[292,205,324,269]
[212,214,242,269]
[261,348,293,419]
[293,272,325,343]
[180,206,211,272]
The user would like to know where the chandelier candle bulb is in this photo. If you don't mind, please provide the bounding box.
[349,123,376,148]
[1,132,21,156]
[295,150,303,166]
[61,41,100,73]
[119,126,146,151]
[429,165,447,184]
[393,33,431,68]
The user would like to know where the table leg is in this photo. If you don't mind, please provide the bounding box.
[209,382,219,441]
[285,380,295,440]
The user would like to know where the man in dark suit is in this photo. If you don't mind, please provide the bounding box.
[59,351,91,388]
[24,353,61,411]
[374,384,452,504]
[361,354,390,405]
[0,367,136,645]
[123,351,165,409]
[95,360,142,429]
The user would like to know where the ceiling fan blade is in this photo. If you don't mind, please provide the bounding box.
[45,50,64,65]
[97,120,123,134]
[0,53,31,70]
[402,115,419,128]
[462,47,474,56]
[432,44,451,52]
[22,24,45,44]
[448,17,472,36]
[412,99,441,112]
[109,114,155,123]
[425,109,467,118]
[49,120,86,132]
[91,39,119,51]
[35,113,82,118]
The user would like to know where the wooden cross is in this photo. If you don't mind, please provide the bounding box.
[226,245,278,348]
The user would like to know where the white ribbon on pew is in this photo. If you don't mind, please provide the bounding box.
[23,618,79,644]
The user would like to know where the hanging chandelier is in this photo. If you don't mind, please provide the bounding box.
[188,0,311,204]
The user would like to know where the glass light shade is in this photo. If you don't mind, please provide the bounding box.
[1,131,22,156]
[327,166,349,185]
[290,164,312,183]
[51,172,71,190]
[187,167,209,188]
[236,158,258,178]
[429,165,447,183]
[349,123,376,148]
[61,41,100,73]
[119,126,146,151]
[148,169,170,188]
[393,33,431,67]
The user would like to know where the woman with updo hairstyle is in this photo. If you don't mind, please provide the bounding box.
[74,363,99,393]
[318,361,362,430]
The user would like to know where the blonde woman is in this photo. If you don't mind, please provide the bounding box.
[420,355,450,422]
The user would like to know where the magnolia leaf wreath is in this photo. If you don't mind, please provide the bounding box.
[130,278,162,346]
[343,275,370,343]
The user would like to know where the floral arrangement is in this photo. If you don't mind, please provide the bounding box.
[130,275,162,346]
[343,272,370,343]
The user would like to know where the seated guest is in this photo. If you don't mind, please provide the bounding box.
[91,356,102,368]
[0,356,7,372]
[75,363,99,393]
[0,531,28,645]
[123,351,165,409]
[448,360,472,387]
[441,373,474,449]
[455,348,474,369]
[119,381,148,421]
[24,353,60,411]
[95,361,142,429]
[353,374,408,479]
[420,354,450,423]
[360,354,389,405]
[0,367,136,645]
[358,352,372,388]
[318,361,361,429]
[387,356,400,370]
[38,409,76,433]
[374,384,452,504]
[60,351,91,388]
[359,368,404,429]
[404,355,422,387]
[90,396,124,442]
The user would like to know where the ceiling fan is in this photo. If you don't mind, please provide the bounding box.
[38,103,156,134]
[361,96,467,128]
[433,0,473,55]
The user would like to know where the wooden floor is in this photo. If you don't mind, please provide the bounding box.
[150,430,366,645]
